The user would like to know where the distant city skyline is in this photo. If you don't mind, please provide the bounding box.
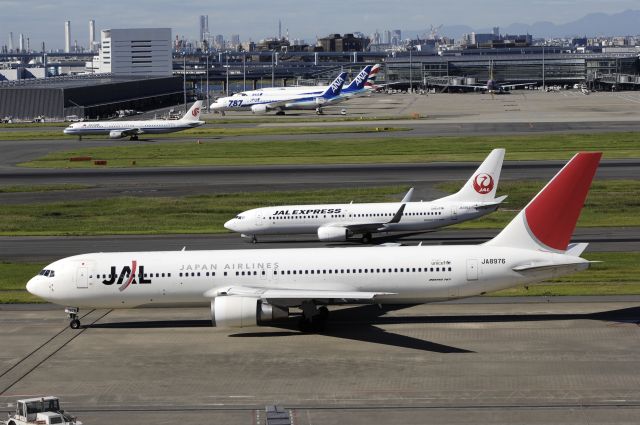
[1,0,639,50]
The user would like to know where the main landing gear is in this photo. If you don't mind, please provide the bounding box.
[129,135,139,141]
[315,107,324,115]
[65,307,81,329]
[298,302,329,333]
[361,232,373,244]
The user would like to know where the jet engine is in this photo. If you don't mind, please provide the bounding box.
[251,104,269,114]
[211,296,288,328]
[317,226,350,242]
[109,130,124,139]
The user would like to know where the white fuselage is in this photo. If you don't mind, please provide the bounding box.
[225,200,499,236]
[26,245,588,309]
[210,90,328,112]
[63,119,204,136]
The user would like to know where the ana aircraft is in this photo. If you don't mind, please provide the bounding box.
[26,152,601,331]
[210,72,347,115]
[257,64,376,101]
[63,101,204,141]
[225,149,506,243]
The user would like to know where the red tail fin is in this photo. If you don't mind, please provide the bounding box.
[487,152,601,252]
[525,152,601,250]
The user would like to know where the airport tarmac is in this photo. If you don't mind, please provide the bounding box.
[0,299,639,425]
[0,227,638,262]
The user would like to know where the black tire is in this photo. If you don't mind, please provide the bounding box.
[318,306,329,320]
[298,317,312,333]
[362,233,373,244]
[70,319,81,329]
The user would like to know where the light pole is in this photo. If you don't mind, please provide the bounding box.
[225,52,229,96]
[242,52,246,91]
[206,53,209,111]
[271,51,275,87]
[183,55,187,113]
[409,47,413,92]
[542,45,545,90]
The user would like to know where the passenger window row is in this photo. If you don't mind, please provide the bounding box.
[91,272,171,279]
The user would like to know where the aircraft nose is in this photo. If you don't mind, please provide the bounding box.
[26,277,44,297]
[224,219,237,231]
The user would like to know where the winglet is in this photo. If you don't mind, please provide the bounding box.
[401,187,414,203]
[388,204,406,224]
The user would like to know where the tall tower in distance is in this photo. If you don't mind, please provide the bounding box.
[89,19,95,51]
[19,33,24,52]
[64,21,71,53]
[8,32,13,52]
[199,15,209,42]
[278,19,282,39]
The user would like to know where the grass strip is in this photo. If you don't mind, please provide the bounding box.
[0,126,406,141]
[439,179,640,229]
[0,180,638,236]
[0,184,92,193]
[21,132,640,168]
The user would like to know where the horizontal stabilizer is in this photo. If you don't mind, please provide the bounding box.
[565,243,589,257]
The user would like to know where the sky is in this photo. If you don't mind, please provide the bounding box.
[1,0,639,50]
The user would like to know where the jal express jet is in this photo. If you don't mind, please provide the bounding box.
[63,101,204,141]
[210,72,347,115]
[225,149,506,243]
[26,152,601,332]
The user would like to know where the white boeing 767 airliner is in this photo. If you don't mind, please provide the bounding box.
[27,152,601,332]
[225,149,506,243]
[63,101,204,141]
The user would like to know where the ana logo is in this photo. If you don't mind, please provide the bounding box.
[330,76,345,92]
[192,107,200,117]
[102,260,151,292]
[473,173,494,194]
[354,69,368,86]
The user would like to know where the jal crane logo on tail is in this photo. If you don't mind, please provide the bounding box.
[192,107,200,117]
[473,173,494,194]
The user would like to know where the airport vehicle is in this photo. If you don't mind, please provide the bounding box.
[63,101,204,141]
[26,152,601,332]
[210,72,347,115]
[225,149,506,243]
[2,397,82,425]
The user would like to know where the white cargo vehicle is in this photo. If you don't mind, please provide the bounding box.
[2,397,82,425]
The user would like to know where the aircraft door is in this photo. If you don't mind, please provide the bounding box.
[451,207,458,221]
[255,212,263,227]
[76,267,88,288]
[466,259,479,281]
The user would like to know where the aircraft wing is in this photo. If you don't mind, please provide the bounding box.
[117,128,143,137]
[339,203,406,234]
[501,82,536,89]
[205,286,395,303]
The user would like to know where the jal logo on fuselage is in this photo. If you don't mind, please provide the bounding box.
[473,173,494,194]
[102,260,151,292]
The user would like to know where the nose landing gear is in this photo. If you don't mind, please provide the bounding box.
[65,307,81,329]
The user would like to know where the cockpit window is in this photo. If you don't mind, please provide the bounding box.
[235,215,245,220]
[39,269,55,277]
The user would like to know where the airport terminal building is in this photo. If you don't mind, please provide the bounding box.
[385,49,640,90]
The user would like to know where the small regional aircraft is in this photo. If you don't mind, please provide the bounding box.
[210,72,347,115]
[225,149,506,243]
[63,101,204,141]
[26,152,601,331]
